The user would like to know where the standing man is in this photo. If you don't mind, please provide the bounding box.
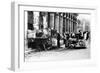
[57,32,60,48]
[65,32,69,48]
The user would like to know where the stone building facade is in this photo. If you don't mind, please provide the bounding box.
[27,11,79,36]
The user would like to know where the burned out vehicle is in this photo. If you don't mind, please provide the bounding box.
[65,32,89,49]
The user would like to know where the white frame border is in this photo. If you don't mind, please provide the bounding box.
[11,2,97,71]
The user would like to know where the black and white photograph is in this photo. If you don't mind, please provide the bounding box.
[10,1,98,71]
[24,11,91,62]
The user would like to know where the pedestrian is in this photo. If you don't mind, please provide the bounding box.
[57,32,60,48]
[65,32,69,48]
[63,33,66,44]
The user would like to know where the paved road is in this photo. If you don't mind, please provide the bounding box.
[25,41,90,62]
[25,48,90,62]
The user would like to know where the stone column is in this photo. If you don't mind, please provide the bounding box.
[69,13,71,33]
[59,13,63,35]
[73,15,75,33]
[73,22,74,33]
[70,14,72,32]
[71,14,73,33]
[66,13,68,32]
[47,12,50,28]
[63,13,67,33]
[65,14,66,33]
[43,12,48,29]
[73,15,76,33]
[42,12,48,35]
[55,13,60,33]
[50,13,55,29]
[67,13,69,33]
[33,12,39,30]
[71,14,73,32]
[63,13,65,34]
[74,19,77,33]
[39,12,43,29]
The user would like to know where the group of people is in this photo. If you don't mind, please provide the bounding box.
[27,27,90,51]
[62,30,90,48]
